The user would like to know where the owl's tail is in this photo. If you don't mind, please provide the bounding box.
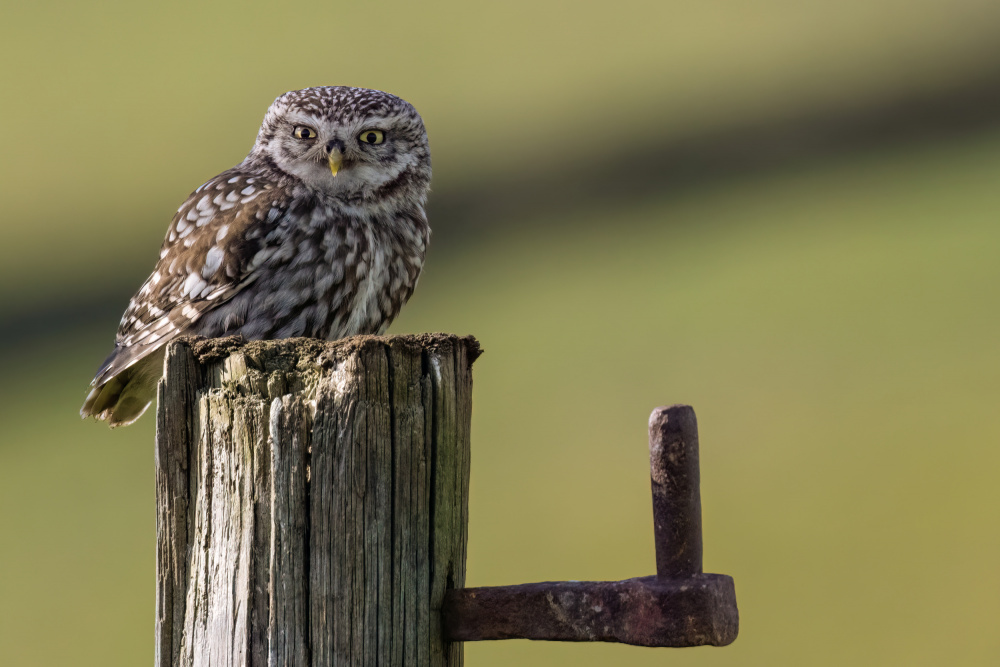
[80,349,165,428]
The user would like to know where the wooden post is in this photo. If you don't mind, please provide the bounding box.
[154,334,480,667]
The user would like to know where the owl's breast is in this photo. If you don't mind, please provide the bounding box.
[183,202,428,344]
[317,208,429,340]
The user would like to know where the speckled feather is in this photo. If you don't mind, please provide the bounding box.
[82,86,432,426]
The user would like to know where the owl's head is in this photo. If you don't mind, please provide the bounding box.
[250,87,431,204]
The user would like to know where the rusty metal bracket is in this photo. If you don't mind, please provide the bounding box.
[442,404,739,647]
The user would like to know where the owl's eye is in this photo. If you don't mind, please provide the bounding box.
[293,126,318,140]
[358,129,385,145]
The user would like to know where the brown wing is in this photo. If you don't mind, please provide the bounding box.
[90,168,293,387]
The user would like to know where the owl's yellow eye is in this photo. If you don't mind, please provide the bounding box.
[358,129,385,145]
[293,126,317,140]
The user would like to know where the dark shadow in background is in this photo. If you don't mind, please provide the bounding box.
[430,67,1000,245]
[7,66,1000,351]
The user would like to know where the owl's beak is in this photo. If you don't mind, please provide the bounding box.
[328,149,343,177]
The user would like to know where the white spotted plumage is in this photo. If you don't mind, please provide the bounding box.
[82,86,432,427]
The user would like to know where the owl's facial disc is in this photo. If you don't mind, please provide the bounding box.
[253,88,430,204]
[273,119,413,198]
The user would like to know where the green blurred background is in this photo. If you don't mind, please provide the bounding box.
[2,1,999,664]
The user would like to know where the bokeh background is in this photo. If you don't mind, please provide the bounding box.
[2,1,999,664]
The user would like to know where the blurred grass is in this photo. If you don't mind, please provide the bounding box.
[3,127,999,664]
[4,0,1000,309]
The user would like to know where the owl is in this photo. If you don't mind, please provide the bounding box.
[81,86,432,427]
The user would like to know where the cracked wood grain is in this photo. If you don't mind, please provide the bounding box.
[154,334,480,667]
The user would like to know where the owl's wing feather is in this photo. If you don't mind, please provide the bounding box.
[90,168,294,388]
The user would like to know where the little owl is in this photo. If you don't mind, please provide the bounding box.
[81,86,432,427]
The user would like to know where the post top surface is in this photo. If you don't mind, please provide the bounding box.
[176,333,483,367]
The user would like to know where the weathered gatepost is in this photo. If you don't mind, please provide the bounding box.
[154,334,738,667]
[155,334,477,667]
